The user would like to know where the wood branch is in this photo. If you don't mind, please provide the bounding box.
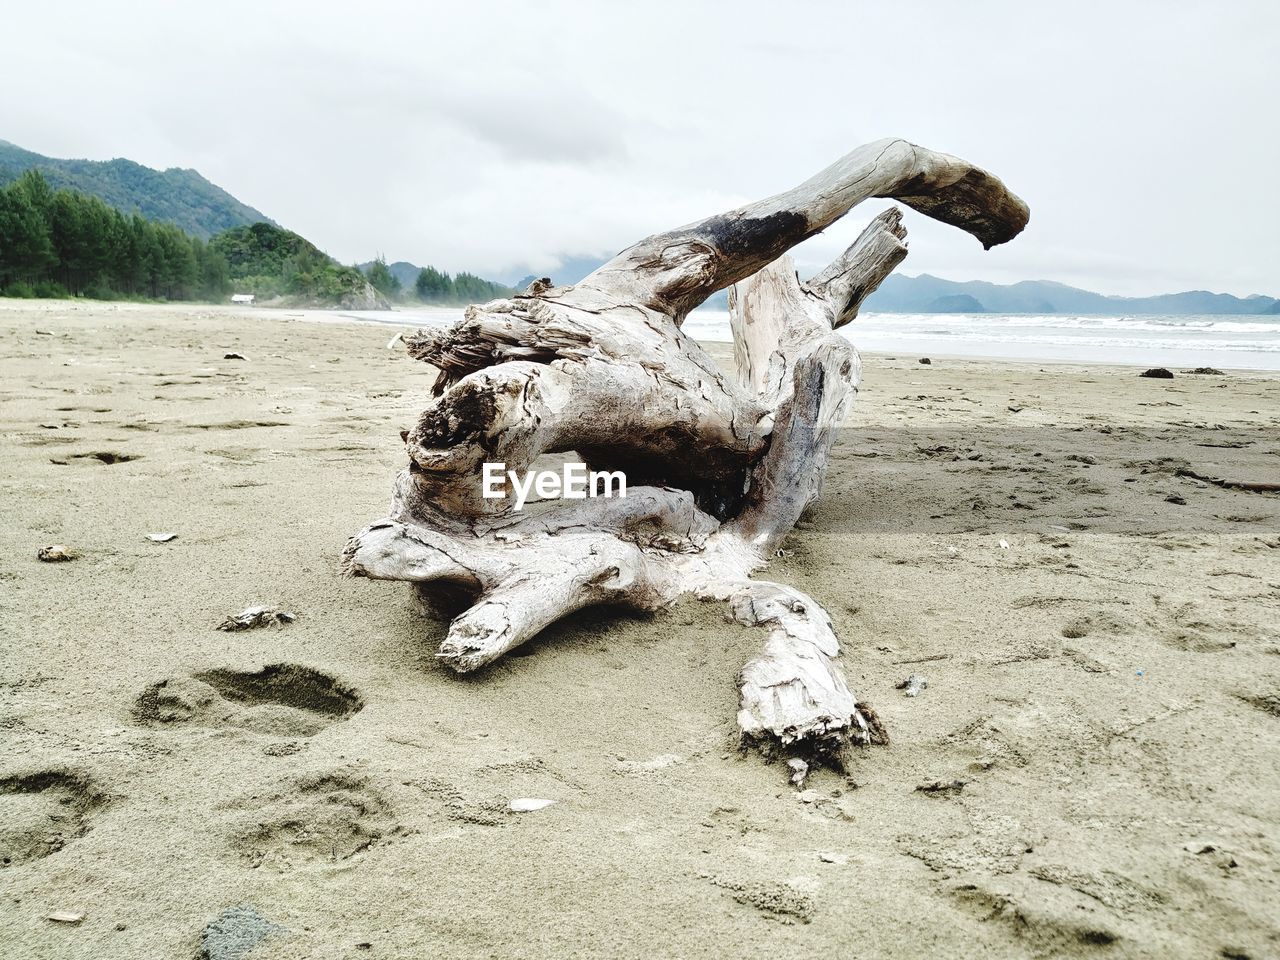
[435,531,672,672]
[806,207,909,329]
[732,581,883,756]
[346,138,1029,770]
[1175,467,1280,493]
[728,257,818,402]
[729,340,858,551]
[345,486,708,667]
[582,138,1027,320]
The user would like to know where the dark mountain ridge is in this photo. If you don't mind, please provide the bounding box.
[862,273,1278,315]
[495,258,1275,316]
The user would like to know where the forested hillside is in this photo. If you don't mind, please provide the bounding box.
[213,223,385,307]
[0,170,231,300]
[0,140,272,239]
[0,172,384,307]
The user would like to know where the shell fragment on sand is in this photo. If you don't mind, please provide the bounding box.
[47,911,85,924]
[146,532,178,543]
[897,674,928,697]
[217,607,298,631]
[508,798,556,813]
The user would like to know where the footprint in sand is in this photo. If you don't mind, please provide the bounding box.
[224,770,402,871]
[1153,602,1242,653]
[1060,611,1133,640]
[947,880,1120,950]
[1237,692,1280,717]
[133,663,363,738]
[68,450,142,464]
[707,875,815,925]
[0,768,110,868]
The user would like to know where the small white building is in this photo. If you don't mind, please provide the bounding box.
[230,293,256,305]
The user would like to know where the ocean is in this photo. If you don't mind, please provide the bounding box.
[339,306,1280,371]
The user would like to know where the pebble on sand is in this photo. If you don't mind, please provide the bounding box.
[201,905,282,960]
[217,607,297,631]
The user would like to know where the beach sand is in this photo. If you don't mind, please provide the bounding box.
[2,300,1278,959]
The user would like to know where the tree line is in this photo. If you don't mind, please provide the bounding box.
[1,169,519,308]
[364,258,516,305]
[0,170,231,300]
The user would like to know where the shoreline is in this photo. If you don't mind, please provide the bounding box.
[4,297,1277,376]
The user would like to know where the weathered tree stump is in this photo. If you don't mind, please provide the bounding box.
[345,138,1028,764]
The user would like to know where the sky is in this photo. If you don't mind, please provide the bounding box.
[2,1,1276,297]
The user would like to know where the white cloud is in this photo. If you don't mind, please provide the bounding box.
[2,0,1276,296]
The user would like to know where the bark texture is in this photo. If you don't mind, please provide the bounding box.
[345,138,1027,765]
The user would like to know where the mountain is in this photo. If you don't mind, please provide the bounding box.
[0,139,272,239]
[503,259,1278,317]
[213,223,387,309]
[927,293,985,313]
[863,274,1278,315]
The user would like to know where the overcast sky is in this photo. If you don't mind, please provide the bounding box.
[3,1,1276,296]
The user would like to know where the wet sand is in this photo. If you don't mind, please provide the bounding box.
[2,299,1278,959]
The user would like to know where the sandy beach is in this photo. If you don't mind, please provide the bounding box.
[2,299,1278,959]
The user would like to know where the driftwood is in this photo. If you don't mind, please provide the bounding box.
[345,138,1028,763]
[1176,467,1280,494]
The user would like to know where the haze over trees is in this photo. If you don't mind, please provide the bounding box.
[358,259,517,305]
